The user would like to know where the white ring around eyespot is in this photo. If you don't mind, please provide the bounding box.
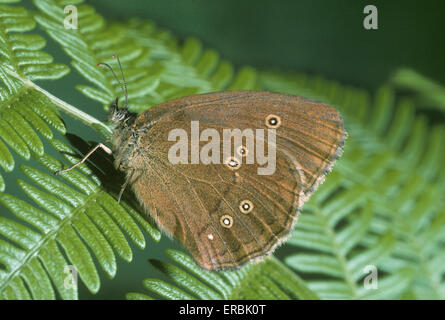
[239,200,254,214]
[220,215,233,228]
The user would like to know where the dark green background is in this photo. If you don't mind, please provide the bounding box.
[6,0,445,299]
[96,0,445,90]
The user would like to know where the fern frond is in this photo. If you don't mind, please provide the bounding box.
[127,250,318,300]
[391,68,445,112]
[33,0,163,111]
[0,1,68,189]
[0,134,161,299]
[0,1,161,300]
[33,0,258,113]
[33,0,120,106]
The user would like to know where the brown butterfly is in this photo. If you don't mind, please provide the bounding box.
[56,56,346,270]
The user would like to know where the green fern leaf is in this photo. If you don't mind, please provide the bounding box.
[127,250,318,300]
[0,2,69,190]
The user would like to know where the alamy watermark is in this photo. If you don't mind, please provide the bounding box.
[363,265,378,290]
[363,5,378,30]
[64,265,78,290]
[168,121,277,175]
[64,5,78,30]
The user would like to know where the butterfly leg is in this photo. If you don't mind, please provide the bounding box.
[54,142,112,175]
[117,167,144,203]
[117,175,131,203]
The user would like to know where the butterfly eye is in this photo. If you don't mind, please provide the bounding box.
[225,157,241,170]
[239,200,254,214]
[220,215,233,228]
[265,114,281,129]
[237,145,248,157]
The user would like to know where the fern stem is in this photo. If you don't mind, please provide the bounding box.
[269,256,320,299]
[3,67,112,135]
[313,206,358,297]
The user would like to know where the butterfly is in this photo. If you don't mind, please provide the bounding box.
[56,56,346,270]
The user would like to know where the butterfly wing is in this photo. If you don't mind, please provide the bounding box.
[126,91,346,270]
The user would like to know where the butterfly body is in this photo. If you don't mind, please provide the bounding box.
[109,90,346,270]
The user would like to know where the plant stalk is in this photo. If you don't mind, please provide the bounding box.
[4,67,112,135]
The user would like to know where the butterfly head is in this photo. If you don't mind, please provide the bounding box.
[109,98,130,128]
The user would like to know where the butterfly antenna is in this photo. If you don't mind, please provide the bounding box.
[113,54,128,109]
[97,59,127,109]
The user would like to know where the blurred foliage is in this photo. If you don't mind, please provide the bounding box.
[0,0,443,299]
